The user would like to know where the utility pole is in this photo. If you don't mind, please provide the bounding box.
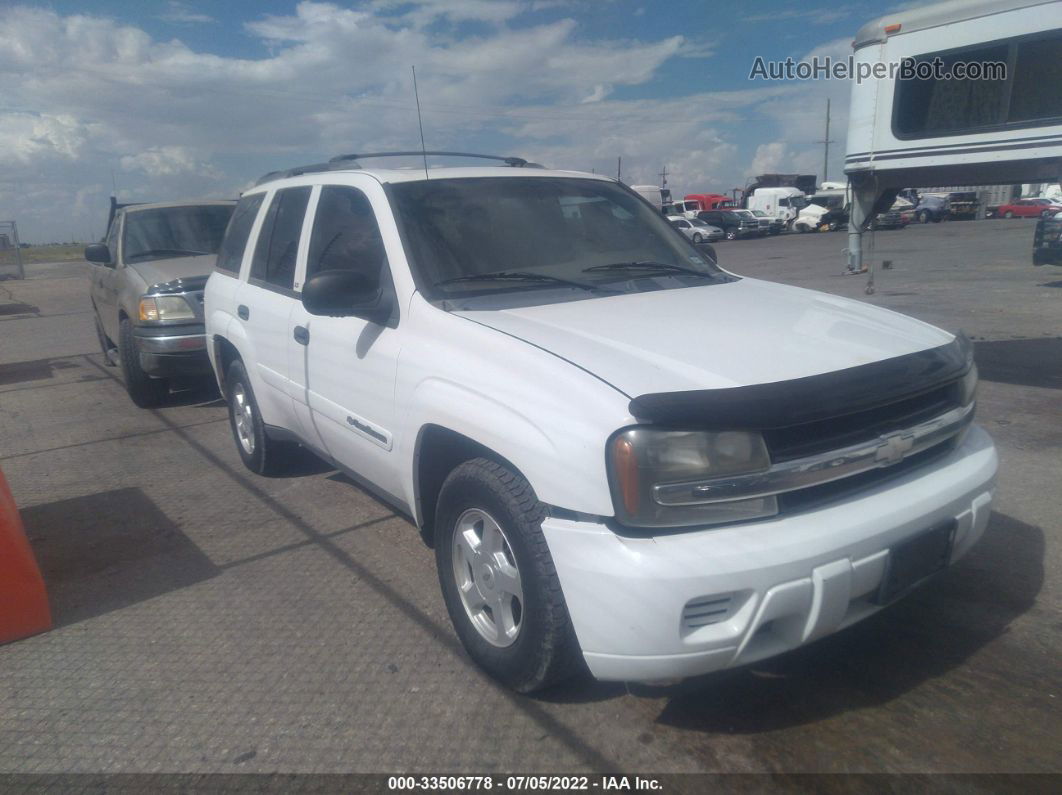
[816,98,835,185]
[659,165,668,189]
[617,157,622,182]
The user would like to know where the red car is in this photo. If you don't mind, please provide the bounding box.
[995,198,1062,218]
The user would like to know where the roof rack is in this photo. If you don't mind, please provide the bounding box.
[254,151,540,186]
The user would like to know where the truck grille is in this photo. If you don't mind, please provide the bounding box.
[764,381,960,462]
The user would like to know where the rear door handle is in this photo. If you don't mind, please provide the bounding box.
[237,304,249,320]
[293,325,310,345]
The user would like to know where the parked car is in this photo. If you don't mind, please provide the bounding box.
[914,194,949,223]
[85,198,235,407]
[697,209,759,240]
[669,217,724,243]
[997,198,1062,218]
[205,153,995,693]
[749,209,785,235]
[1033,210,1062,265]
[871,209,909,230]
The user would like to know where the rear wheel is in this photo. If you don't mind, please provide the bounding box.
[692,232,703,244]
[435,458,581,693]
[118,318,168,407]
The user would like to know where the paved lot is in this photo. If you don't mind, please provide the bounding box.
[0,219,1059,775]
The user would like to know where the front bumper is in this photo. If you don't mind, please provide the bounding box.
[542,425,997,682]
[133,324,212,378]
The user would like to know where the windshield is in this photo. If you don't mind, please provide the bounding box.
[390,177,726,300]
[689,219,711,227]
[123,205,234,264]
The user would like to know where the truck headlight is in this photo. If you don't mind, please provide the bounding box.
[139,295,196,323]
[608,428,777,529]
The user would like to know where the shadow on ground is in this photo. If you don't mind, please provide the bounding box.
[21,487,220,627]
[637,512,1043,734]
[974,338,1062,390]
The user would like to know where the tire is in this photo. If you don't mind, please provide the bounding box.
[919,211,930,224]
[225,359,292,476]
[796,224,808,233]
[435,458,581,693]
[94,313,116,366]
[725,229,737,241]
[1004,211,1014,219]
[692,233,703,244]
[118,318,168,408]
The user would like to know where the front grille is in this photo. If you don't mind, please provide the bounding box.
[779,440,956,515]
[682,594,734,630]
[764,381,960,462]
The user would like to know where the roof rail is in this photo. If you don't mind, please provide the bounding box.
[254,151,543,187]
[329,151,533,167]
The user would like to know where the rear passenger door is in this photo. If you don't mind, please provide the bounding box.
[234,185,311,432]
[288,182,403,499]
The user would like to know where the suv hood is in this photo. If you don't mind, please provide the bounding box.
[128,254,216,291]
[456,278,953,399]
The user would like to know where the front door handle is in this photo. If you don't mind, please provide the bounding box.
[293,325,310,345]
[237,304,249,320]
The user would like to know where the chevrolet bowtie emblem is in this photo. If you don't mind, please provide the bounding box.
[875,432,916,466]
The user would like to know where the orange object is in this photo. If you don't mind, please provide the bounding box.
[0,466,52,643]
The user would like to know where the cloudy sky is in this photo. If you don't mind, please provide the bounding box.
[1,0,901,243]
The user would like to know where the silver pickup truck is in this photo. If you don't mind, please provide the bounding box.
[86,198,235,407]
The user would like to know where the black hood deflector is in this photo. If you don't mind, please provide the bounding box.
[628,334,972,429]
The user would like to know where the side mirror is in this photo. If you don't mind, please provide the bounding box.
[302,269,392,324]
[84,243,113,266]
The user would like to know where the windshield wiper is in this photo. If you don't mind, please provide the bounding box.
[583,261,716,279]
[435,271,617,294]
[126,248,210,261]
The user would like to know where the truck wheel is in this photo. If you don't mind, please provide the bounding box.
[224,360,292,476]
[1004,211,1014,219]
[95,315,116,366]
[118,318,168,407]
[435,458,581,693]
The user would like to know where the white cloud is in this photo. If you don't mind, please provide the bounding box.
[0,1,834,240]
[159,2,215,25]
[120,146,217,177]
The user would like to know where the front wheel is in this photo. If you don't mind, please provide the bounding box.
[692,233,703,244]
[1004,211,1014,219]
[435,458,581,693]
[225,360,294,476]
[919,211,930,223]
[118,318,168,407]
[725,229,737,240]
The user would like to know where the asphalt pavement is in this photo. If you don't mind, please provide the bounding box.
[0,218,1059,777]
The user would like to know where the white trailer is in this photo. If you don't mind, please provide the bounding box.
[629,184,664,210]
[845,0,1062,279]
[746,187,807,228]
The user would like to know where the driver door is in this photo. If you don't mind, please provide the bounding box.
[288,182,403,499]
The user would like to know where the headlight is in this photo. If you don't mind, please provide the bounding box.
[139,295,196,323]
[958,364,978,406]
[608,428,777,529]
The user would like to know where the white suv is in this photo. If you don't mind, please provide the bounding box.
[205,152,997,692]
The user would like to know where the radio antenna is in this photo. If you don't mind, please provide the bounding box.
[412,65,429,180]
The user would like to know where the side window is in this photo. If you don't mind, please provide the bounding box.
[251,186,311,290]
[216,194,264,275]
[306,186,388,283]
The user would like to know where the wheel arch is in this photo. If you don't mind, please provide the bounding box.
[412,424,531,549]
